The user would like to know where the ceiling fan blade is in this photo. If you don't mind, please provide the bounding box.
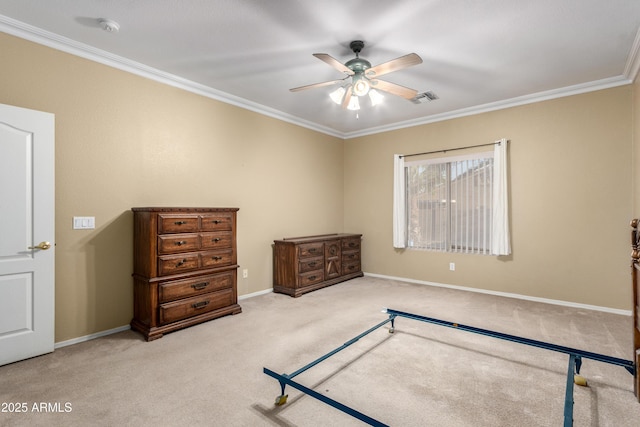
[290,78,347,92]
[341,85,353,109]
[366,53,422,78]
[370,79,418,100]
[313,53,354,75]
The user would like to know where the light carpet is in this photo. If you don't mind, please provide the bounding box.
[1,276,639,426]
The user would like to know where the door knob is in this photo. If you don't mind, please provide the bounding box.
[29,241,52,250]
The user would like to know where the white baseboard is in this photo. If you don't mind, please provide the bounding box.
[239,288,273,300]
[53,289,274,348]
[364,272,633,316]
[54,274,629,349]
[54,325,131,349]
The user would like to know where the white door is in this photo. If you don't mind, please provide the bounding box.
[0,103,55,366]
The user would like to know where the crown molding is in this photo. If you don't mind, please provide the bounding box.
[1,14,637,141]
[344,75,632,139]
[0,15,344,139]
[624,25,640,82]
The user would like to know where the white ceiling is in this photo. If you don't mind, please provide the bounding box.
[1,0,639,138]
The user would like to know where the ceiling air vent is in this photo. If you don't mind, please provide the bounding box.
[412,91,439,104]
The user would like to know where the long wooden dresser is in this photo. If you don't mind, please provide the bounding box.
[131,207,241,341]
[273,233,363,297]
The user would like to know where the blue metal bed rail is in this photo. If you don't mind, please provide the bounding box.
[263,308,637,426]
[384,308,636,427]
[263,316,393,426]
[385,309,636,374]
[263,367,390,427]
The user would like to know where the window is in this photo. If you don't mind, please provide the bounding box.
[405,152,494,254]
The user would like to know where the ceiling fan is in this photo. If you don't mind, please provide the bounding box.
[290,40,423,109]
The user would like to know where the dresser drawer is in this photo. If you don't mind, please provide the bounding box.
[298,242,324,258]
[298,270,323,287]
[158,233,199,254]
[159,288,234,325]
[158,214,199,234]
[200,213,234,232]
[299,256,323,273]
[342,238,361,251]
[158,271,234,303]
[158,253,200,276]
[342,250,361,263]
[201,249,234,268]
[343,260,361,275]
[200,231,233,250]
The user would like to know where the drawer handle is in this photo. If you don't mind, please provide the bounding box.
[176,258,188,267]
[309,248,317,253]
[174,221,187,225]
[349,243,357,247]
[308,275,317,280]
[213,238,221,242]
[176,240,187,246]
[192,300,210,309]
[211,256,223,261]
[308,262,317,267]
[191,282,209,290]
[212,220,222,224]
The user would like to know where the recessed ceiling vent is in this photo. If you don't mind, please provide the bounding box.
[412,91,439,104]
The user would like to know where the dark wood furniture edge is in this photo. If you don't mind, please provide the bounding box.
[132,207,239,212]
[131,303,242,341]
[275,233,362,244]
[631,219,640,401]
[273,271,364,297]
[132,264,240,282]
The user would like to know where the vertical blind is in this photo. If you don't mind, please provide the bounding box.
[406,152,494,254]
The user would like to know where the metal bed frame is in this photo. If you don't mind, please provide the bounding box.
[263,307,637,426]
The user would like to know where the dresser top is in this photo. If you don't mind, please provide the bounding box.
[274,233,361,244]
[132,207,239,212]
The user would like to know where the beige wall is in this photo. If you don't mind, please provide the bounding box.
[344,87,634,310]
[1,32,637,342]
[0,34,345,342]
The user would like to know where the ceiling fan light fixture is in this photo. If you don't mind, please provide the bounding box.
[291,40,423,112]
[329,86,346,105]
[352,74,370,96]
[368,89,384,106]
[347,96,360,111]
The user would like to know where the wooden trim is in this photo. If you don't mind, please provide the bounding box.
[630,219,640,401]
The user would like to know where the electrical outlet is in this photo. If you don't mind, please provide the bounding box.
[449,262,455,271]
[242,269,248,278]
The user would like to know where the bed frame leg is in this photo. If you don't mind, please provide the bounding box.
[563,355,579,427]
[573,355,588,387]
[274,378,288,405]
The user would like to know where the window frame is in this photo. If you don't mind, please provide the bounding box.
[404,150,494,254]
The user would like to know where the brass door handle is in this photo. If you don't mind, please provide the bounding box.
[29,241,52,250]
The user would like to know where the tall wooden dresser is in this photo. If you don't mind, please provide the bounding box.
[131,207,241,341]
[273,233,363,297]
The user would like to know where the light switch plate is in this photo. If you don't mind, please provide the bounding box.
[73,216,95,229]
